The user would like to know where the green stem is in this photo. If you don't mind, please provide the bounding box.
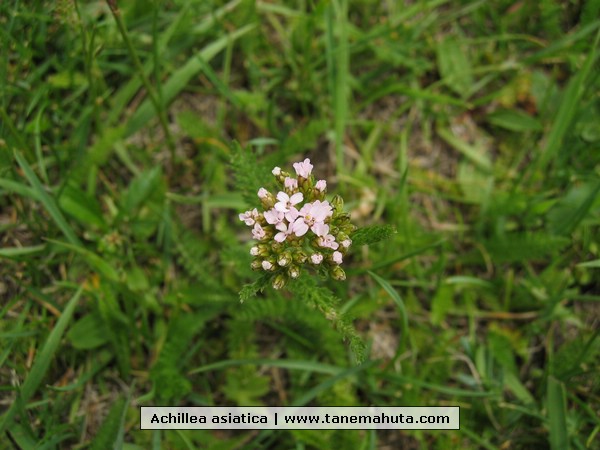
[105,1,176,164]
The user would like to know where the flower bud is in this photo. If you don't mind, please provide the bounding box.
[331,195,344,214]
[278,252,292,267]
[257,244,271,257]
[260,192,276,210]
[250,246,260,256]
[293,251,308,264]
[288,265,300,279]
[310,253,323,265]
[331,266,346,280]
[331,251,343,265]
[272,273,287,290]
[262,260,275,271]
[251,260,262,271]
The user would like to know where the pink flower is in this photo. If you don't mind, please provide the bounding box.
[291,217,309,237]
[273,221,293,242]
[318,234,339,250]
[299,200,332,223]
[262,261,273,270]
[264,208,284,226]
[293,158,313,178]
[257,187,269,199]
[332,251,343,264]
[252,223,266,240]
[284,206,300,224]
[274,191,303,213]
[274,217,307,242]
[284,177,298,190]
[310,253,323,264]
[239,208,259,226]
[272,167,281,176]
[315,180,326,191]
[298,200,333,236]
[250,246,259,256]
[341,239,352,248]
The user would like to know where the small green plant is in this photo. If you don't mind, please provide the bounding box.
[233,148,397,363]
[239,157,356,289]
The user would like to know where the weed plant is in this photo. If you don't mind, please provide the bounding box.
[1,1,599,449]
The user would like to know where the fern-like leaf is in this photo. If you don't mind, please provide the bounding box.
[230,141,271,206]
[352,224,396,246]
[239,274,270,303]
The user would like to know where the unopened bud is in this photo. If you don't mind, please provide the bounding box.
[278,252,292,267]
[257,244,270,257]
[262,260,275,271]
[288,265,300,279]
[251,260,262,271]
[331,266,346,280]
[294,251,308,264]
[331,195,344,213]
[272,274,287,290]
[260,192,276,210]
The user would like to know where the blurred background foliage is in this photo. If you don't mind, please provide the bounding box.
[0,0,599,448]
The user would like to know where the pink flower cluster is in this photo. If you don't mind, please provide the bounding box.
[238,158,355,288]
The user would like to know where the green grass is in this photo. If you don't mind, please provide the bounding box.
[1,0,599,449]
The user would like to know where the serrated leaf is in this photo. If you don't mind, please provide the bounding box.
[484,233,570,263]
[239,275,271,303]
[351,225,396,246]
[90,398,128,450]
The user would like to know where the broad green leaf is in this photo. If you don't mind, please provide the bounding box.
[67,313,110,349]
[436,38,474,97]
[487,109,543,132]
[577,259,600,268]
[547,181,600,235]
[59,184,106,229]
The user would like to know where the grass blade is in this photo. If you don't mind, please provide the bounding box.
[547,376,570,450]
[537,30,599,171]
[125,24,256,138]
[14,151,81,246]
[0,285,85,434]
[368,271,408,355]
